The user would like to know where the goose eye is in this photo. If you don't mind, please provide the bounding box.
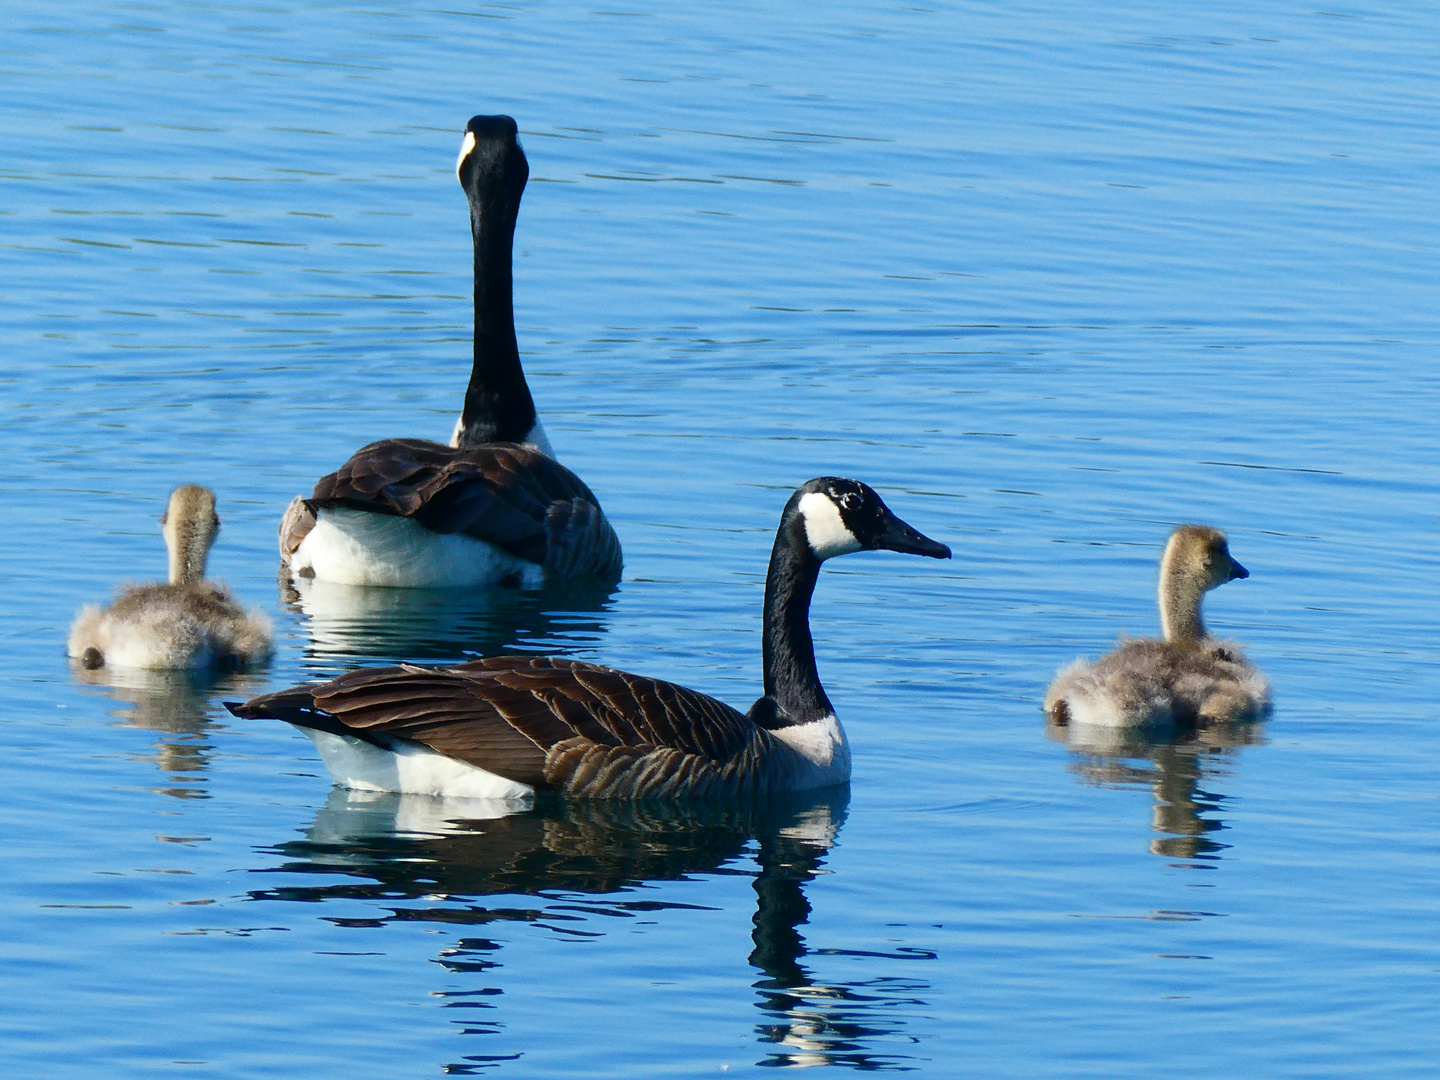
[839,492,862,512]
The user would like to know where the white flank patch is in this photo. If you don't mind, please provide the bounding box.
[797,492,862,560]
[772,713,852,789]
[289,507,543,588]
[304,729,536,800]
[455,129,477,177]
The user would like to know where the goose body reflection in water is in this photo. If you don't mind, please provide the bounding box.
[71,666,268,797]
[1048,713,1266,861]
[249,789,934,1070]
[280,571,617,663]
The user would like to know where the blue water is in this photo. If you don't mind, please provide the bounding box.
[4,1,1439,1075]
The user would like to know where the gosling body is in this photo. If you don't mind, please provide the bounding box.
[69,485,273,671]
[1045,525,1269,728]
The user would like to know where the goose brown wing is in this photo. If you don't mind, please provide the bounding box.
[307,438,619,573]
[232,656,756,790]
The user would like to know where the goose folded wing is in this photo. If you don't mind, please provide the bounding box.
[544,498,623,579]
[235,657,757,786]
[451,657,756,762]
[307,439,609,563]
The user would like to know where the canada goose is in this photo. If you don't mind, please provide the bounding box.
[1044,524,1270,727]
[68,485,274,671]
[232,478,950,799]
[280,114,620,588]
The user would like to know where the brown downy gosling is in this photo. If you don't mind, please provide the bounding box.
[1045,524,1270,727]
[68,485,273,671]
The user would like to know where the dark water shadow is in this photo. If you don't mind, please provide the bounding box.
[1046,715,1266,863]
[248,788,933,1071]
[70,665,268,797]
[280,569,618,668]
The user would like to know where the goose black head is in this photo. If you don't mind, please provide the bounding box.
[456,114,529,214]
[791,477,952,562]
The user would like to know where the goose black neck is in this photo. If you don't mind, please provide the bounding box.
[758,514,832,728]
[458,151,536,447]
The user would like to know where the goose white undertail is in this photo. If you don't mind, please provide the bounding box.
[306,730,535,801]
[289,508,542,588]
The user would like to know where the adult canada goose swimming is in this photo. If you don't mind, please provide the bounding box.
[1045,524,1270,727]
[68,485,273,671]
[280,114,621,588]
[232,478,950,799]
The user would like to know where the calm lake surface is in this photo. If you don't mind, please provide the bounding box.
[3,1,1438,1075]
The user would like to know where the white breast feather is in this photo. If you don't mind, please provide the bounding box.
[448,417,556,459]
[772,714,852,789]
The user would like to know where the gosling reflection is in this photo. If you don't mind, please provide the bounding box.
[71,665,266,795]
[1048,715,1264,861]
[281,570,617,662]
[250,790,934,1070]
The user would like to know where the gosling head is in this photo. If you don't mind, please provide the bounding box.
[161,484,220,585]
[1158,524,1248,643]
[791,478,952,563]
[1164,524,1248,592]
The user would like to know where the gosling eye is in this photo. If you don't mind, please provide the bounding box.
[839,491,862,512]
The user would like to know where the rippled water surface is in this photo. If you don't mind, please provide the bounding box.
[4,2,1439,1076]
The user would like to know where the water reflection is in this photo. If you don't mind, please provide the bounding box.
[250,789,933,1070]
[1047,717,1265,862]
[70,665,267,796]
[281,569,617,663]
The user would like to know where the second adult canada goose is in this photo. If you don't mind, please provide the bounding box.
[1045,524,1270,727]
[232,478,951,799]
[280,114,620,588]
[68,485,273,671]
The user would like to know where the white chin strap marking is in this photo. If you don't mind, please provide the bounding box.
[798,492,862,560]
[456,130,477,178]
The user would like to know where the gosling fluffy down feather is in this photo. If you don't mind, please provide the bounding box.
[1045,636,1269,727]
[69,581,273,671]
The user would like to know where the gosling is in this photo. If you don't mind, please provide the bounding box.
[68,485,274,671]
[1045,524,1270,728]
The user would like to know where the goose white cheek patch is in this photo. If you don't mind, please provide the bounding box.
[455,130,477,177]
[798,492,862,560]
